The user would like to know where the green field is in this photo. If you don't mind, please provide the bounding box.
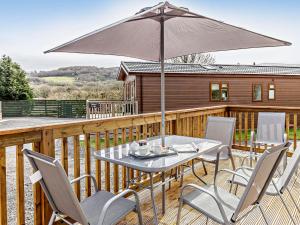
[235,128,300,142]
[41,76,75,84]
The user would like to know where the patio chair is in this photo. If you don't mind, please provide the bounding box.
[176,144,288,225]
[193,116,236,183]
[23,149,143,225]
[248,112,286,166]
[229,143,300,225]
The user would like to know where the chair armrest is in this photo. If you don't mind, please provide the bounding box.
[215,145,230,154]
[70,174,98,192]
[216,169,250,185]
[97,189,141,225]
[180,183,229,224]
[284,133,288,143]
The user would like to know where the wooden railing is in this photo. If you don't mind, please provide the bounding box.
[227,105,300,151]
[86,100,138,119]
[0,105,299,225]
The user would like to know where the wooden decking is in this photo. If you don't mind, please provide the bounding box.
[119,156,300,225]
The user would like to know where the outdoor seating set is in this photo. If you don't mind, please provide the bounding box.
[22,112,300,225]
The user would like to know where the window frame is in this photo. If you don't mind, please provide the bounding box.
[209,82,229,102]
[268,83,276,100]
[252,83,263,102]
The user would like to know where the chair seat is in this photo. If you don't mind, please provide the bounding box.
[182,185,239,224]
[230,168,280,196]
[80,190,136,225]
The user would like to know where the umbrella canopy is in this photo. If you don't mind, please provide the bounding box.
[45,1,290,59]
[45,1,291,147]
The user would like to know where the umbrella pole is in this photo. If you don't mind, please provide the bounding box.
[160,9,165,147]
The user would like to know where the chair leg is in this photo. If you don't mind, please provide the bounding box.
[234,184,239,195]
[213,160,219,184]
[229,180,234,193]
[278,193,297,225]
[192,160,207,185]
[48,212,56,225]
[176,198,184,225]
[230,154,236,171]
[202,160,208,175]
[136,205,144,225]
[258,205,270,225]
[205,216,209,225]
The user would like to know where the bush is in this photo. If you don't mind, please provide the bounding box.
[0,55,33,100]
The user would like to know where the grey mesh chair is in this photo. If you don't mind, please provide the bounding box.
[23,149,143,225]
[193,117,236,183]
[249,112,286,166]
[229,143,300,225]
[177,144,287,225]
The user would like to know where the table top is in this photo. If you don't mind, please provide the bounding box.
[93,135,221,173]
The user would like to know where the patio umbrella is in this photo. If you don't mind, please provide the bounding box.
[45,1,291,146]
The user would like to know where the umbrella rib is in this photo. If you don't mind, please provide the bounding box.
[164,14,205,19]
[126,15,161,23]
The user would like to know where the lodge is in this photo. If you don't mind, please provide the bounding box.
[118,62,300,113]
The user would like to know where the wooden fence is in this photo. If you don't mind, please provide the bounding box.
[1,100,86,118]
[0,105,299,225]
[86,100,138,119]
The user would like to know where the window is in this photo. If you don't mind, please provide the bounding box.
[253,84,263,101]
[221,83,229,101]
[268,84,275,100]
[210,82,229,101]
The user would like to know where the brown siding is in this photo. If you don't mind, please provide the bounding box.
[132,73,300,113]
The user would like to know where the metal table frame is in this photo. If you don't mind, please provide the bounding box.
[93,135,221,225]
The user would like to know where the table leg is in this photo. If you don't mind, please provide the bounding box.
[180,165,184,187]
[162,172,166,214]
[149,173,158,225]
[126,167,130,188]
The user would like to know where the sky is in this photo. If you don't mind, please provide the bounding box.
[0,0,299,71]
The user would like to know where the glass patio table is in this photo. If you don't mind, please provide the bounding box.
[93,135,221,225]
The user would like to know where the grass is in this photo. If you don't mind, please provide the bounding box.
[79,128,300,149]
[80,136,130,149]
[41,76,75,84]
[235,128,300,142]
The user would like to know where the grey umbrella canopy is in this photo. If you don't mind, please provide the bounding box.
[45,1,291,146]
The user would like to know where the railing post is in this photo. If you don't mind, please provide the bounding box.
[40,129,55,225]
[0,147,7,225]
[86,100,90,119]
[16,144,25,225]
[135,101,138,115]
[32,142,42,225]
[112,103,115,117]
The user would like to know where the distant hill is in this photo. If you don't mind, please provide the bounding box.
[27,66,123,100]
[29,66,119,82]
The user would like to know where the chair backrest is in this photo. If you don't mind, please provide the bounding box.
[205,116,236,157]
[23,149,89,225]
[256,112,286,143]
[231,144,287,222]
[277,145,300,192]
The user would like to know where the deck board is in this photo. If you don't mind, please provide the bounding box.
[118,155,300,225]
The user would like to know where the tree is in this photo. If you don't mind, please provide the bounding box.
[167,53,216,64]
[0,55,33,100]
